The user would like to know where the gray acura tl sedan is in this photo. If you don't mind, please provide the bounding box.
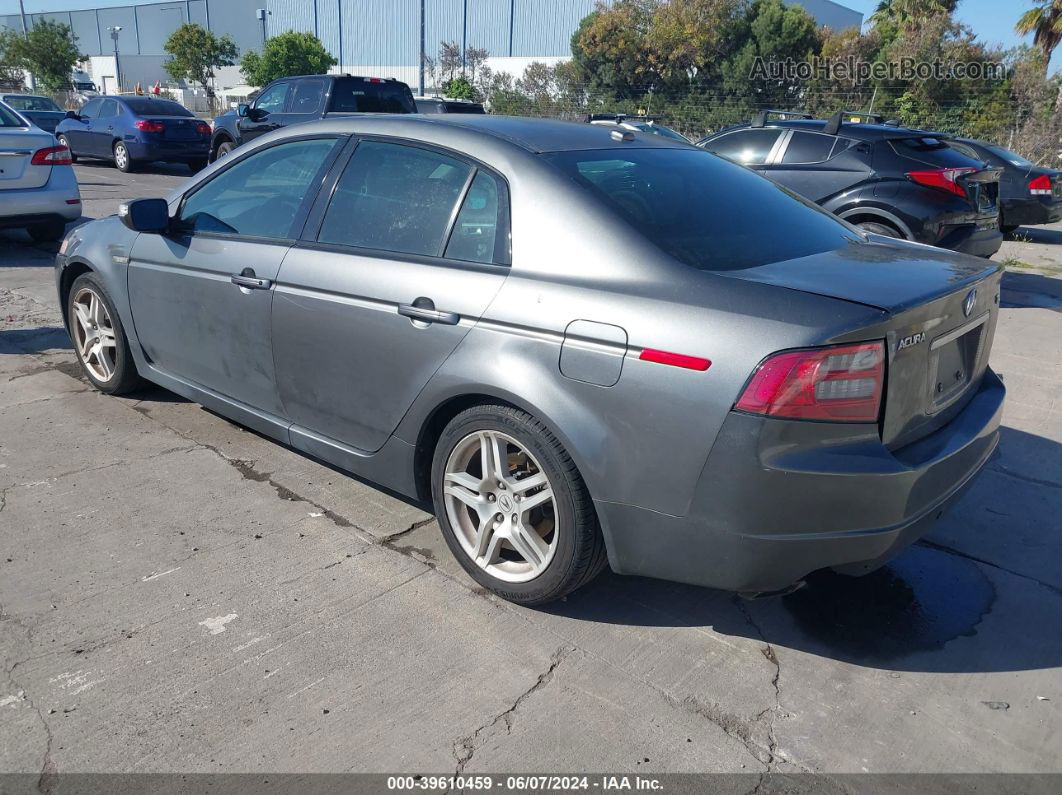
[55,115,1005,606]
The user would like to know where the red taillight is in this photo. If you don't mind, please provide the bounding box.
[195,121,211,136]
[1029,175,1053,196]
[135,120,165,134]
[30,145,72,166]
[736,342,885,423]
[639,349,711,371]
[907,167,976,199]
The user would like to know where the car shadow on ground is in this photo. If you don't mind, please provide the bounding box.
[1000,270,1062,310]
[1009,227,1062,245]
[0,326,72,353]
[73,159,197,177]
[544,425,1062,675]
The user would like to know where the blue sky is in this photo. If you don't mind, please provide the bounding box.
[1,0,1052,70]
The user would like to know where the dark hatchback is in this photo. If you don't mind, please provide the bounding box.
[698,111,1004,257]
[946,137,1062,233]
[1,94,67,132]
[56,96,211,173]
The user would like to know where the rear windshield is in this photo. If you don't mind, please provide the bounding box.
[630,123,689,143]
[891,136,984,168]
[329,79,416,113]
[4,95,61,112]
[544,148,859,271]
[0,104,26,127]
[445,102,485,114]
[986,144,1034,168]
[124,98,194,117]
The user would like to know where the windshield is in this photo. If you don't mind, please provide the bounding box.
[985,144,1034,168]
[630,123,688,143]
[544,148,859,271]
[124,98,193,117]
[0,104,27,127]
[330,79,416,113]
[4,95,62,112]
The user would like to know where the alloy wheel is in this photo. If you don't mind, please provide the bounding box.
[71,287,118,382]
[114,143,128,170]
[442,430,558,583]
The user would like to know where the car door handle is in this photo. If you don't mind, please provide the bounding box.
[398,300,460,325]
[231,268,272,290]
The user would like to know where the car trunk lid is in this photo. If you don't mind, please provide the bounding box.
[142,117,200,140]
[0,129,55,190]
[715,240,1002,447]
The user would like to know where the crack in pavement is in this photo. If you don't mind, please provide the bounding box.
[0,607,55,792]
[450,646,573,781]
[988,463,1061,491]
[917,539,1062,598]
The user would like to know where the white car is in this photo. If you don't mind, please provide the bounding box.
[0,99,81,242]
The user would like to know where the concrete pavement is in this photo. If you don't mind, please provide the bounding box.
[1,162,1060,779]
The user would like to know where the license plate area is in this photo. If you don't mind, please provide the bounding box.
[928,312,988,413]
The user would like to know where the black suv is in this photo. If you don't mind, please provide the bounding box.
[211,74,416,161]
[697,111,1004,257]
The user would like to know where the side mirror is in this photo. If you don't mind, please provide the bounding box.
[119,198,170,233]
[65,110,79,120]
[237,103,249,118]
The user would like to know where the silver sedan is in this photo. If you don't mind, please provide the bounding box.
[55,115,1003,605]
[0,99,81,241]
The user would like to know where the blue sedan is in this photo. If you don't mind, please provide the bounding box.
[55,95,211,173]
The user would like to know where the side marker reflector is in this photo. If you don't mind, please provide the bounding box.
[639,349,711,371]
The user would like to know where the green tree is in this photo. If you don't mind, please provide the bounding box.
[0,30,28,89]
[5,19,82,93]
[1016,1,1062,74]
[240,31,336,87]
[442,75,476,100]
[164,23,237,97]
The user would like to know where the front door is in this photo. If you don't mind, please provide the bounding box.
[89,99,119,157]
[127,135,344,414]
[64,97,101,154]
[272,139,511,452]
[238,81,289,144]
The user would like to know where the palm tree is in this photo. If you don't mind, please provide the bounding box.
[1016,1,1062,73]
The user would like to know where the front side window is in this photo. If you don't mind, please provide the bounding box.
[179,137,338,239]
[780,131,836,164]
[79,98,102,118]
[545,148,859,272]
[254,82,289,114]
[702,129,782,165]
[318,141,473,257]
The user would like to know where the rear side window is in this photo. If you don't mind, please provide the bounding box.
[98,100,119,119]
[780,131,836,164]
[329,80,416,113]
[0,103,25,127]
[701,129,781,165]
[318,141,473,257]
[288,80,326,115]
[179,137,338,239]
[545,148,859,272]
[444,171,505,264]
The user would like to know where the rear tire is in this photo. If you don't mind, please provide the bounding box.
[113,141,135,173]
[28,220,67,243]
[186,158,208,173]
[431,404,608,606]
[57,135,77,163]
[857,221,902,239]
[66,273,143,395]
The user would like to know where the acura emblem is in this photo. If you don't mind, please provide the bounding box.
[963,289,977,318]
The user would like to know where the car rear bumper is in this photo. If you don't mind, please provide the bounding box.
[935,219,1003,257]
[1002,196,1062,228]
[0,168,81,228]
[126,139,210,161]
[596,368,1004,593]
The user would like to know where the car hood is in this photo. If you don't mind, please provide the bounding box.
[711,236,1000,313]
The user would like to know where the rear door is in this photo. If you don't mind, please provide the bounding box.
[239,81,289,143]
[763,131,871,202]
[272,137,510,452]
[0,105,55,190]
[126,134,344,415]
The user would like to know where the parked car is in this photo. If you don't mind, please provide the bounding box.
[414,97,486,114]
[0,100,80,241]
[56,116,1004,605]
[588,113,690,143]
[55,95,211,173]
[210,74,416,161]
[944,136,1062,234]
[697,110,1004,258]
[1,94,67,133]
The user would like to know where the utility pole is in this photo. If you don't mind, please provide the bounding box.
[18,0,35,91]
[109,26,123,94]
[418,0,425,96]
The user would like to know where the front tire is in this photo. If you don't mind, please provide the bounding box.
[57,135,76,163]
[113,141,135,172]
[215,140,235,160]
[431,404,607,605]
[67,273,143,394]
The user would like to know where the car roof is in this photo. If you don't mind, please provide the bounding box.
[713,119,938,141]
[298,114,693,154]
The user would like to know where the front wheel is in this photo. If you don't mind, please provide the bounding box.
[214,140,235,160]
[67,273,143,394]
[113,141,135,172]
[431,404,608,605]
[57,135,77,163]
